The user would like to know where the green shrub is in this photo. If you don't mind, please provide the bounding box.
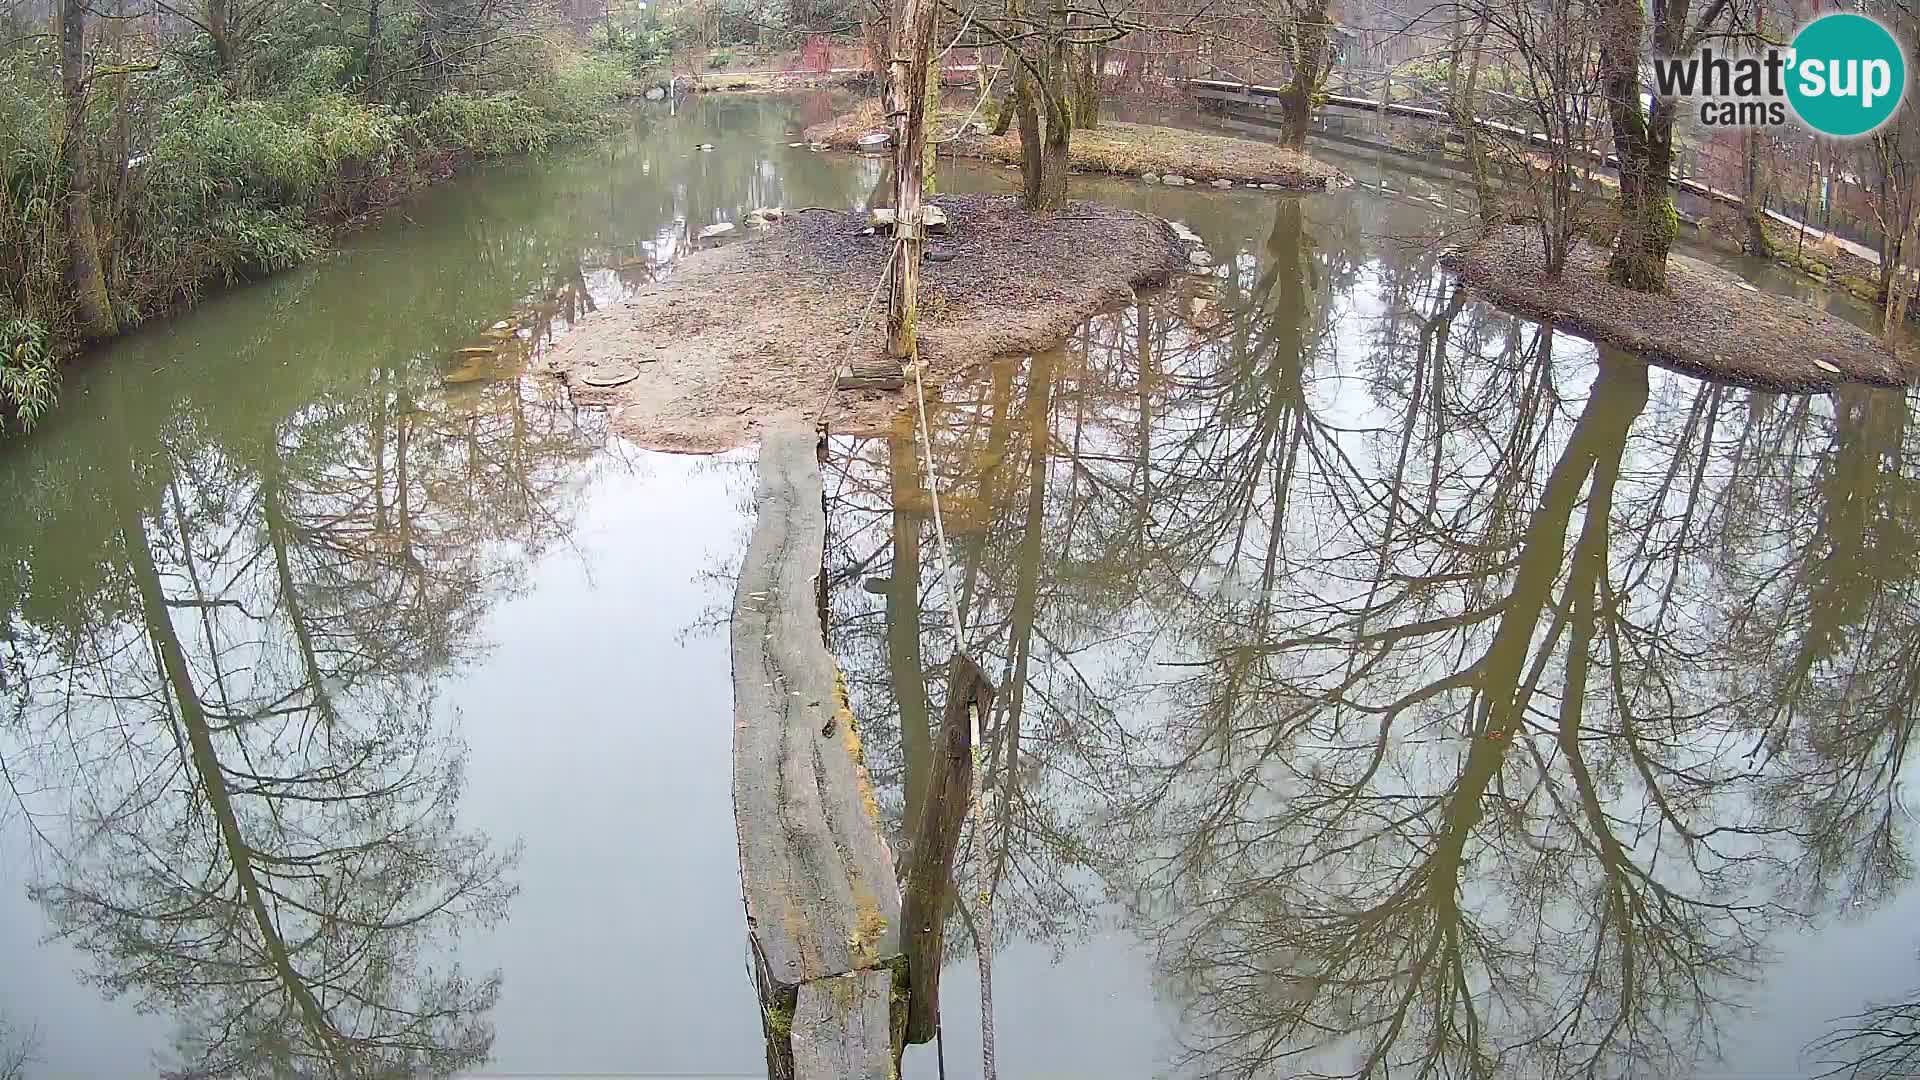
[707,50,735,70]
[0,311,55,434]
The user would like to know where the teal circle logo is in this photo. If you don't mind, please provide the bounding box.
[1787,13,1907,137]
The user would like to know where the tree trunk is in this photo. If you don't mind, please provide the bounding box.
[1885,203,1919,340]
[206,0,234,72]
[366,0,385,90]
[1600,0,1686,291]
[1742,130,1771,256]
[1277,2,1331,150]
[1019,38,1071,211]
[58,0,117,340]
[1015,64,1044,207]
[1072,44,1101,129]
[884,0,939,360]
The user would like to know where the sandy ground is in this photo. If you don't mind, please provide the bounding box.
[806,102,1348,191]
[1442,225,1911,392]
[546,194,1183,452]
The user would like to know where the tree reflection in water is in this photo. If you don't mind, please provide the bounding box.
[1,354,611,1078]
[825,193,1920,1079]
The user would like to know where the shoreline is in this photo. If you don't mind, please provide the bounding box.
[547,194,1186,453]
[1442,225,1910,392]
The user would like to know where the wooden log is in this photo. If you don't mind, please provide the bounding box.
[732,423,903,994]
[791,969,897,1080]
[898,653,996,1045]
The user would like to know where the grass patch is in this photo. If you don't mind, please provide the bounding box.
[806,99,1347,190]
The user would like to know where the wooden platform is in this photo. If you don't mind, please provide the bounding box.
[732,423,903,1077]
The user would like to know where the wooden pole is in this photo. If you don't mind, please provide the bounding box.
[897,653,994,1046]
[886,0,939,360]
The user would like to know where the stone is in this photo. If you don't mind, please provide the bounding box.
[1258,183,1282,190]
[699,222,736,239]
[1166,220,1203,244]
[1188,249,1214,268]
[809,142,829,151]
[1141,173,1161,184]
[744,206,785,227]
[581,362,640,388]
[1162,174,1193,186]
[644,86,666,101]
[1210,178,1233,188]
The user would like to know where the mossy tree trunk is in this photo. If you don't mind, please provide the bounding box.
[57,0,118,341]
[1598,0,1728,291]
[1276,0,1332,150]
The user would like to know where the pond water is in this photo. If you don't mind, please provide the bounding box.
[0,91,1911,1080]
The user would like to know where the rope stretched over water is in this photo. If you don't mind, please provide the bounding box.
[823,191,998,1080]
[907,352,998,1080]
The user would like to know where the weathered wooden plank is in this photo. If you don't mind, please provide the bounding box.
[733,423,903,995]
[790,969,896,1080]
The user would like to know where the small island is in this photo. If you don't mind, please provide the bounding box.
[548,195,1185,452]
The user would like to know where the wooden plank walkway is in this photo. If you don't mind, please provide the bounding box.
[732,422,902,1080]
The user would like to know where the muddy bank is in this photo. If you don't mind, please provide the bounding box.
[806,101,1347,191]
[547,194,1183,452]
[1442,226,1910,392]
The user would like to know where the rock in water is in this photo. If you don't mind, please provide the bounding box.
[1167,220,1203,244]
[1188,249,1214,268]
[699,222,736,239]
[1141,173,1161,184]
[1210,178,1233,188]
[1162,174,1193,186]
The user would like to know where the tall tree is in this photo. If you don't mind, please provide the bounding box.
[57,0,117,339]
[1596,0,1737,289]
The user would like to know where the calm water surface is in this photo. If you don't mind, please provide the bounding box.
[1,92,1911,1080]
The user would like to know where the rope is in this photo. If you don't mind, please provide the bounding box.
[820,176,998,1080]
[908,346,997,1080]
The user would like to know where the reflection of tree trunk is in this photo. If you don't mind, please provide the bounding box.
[1480,355,1649,736]
[890,426,932,839]
[1133,300,1153,549]
[989,348,1054,880]
[956,360,1016,629]
[264,453,339,729]
[372,364,390,534]
[112,462,352,1077]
